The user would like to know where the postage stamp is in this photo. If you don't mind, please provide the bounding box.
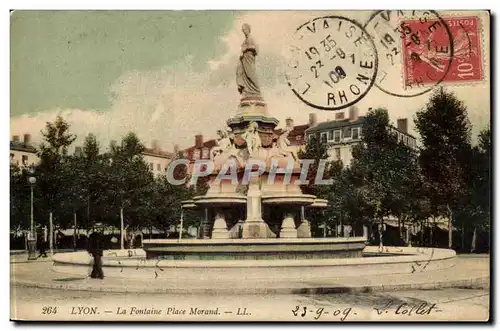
[364,10,454,98]
[9,9,490,323]
[402,15,484,85]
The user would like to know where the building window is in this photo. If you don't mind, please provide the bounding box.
[328,131,333,141]
[149,162,154,170]
[344,128,352,139]
[10,153,14,161]
[335,147,341,160]
[352,127,359,140]
[308,134,314,141]
[193,149,201,160]
[202,148,209,159]
[320,132,328,142]
[157,163,161,171]
[333,130,341,142]
[22,155,28,166]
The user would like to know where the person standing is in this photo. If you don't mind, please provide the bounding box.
[87,228,104,279]
[37,227,48,258]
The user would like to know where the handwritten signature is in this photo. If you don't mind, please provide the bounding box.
[373,300,441,316]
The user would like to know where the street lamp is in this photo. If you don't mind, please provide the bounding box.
[27,166,37,259]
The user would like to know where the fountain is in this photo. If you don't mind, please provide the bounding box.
[50,24,457,288]
[142,23,366,260]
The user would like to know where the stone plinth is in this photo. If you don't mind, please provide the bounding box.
[280,214,297,238]
[211,214,229,239]
[297,219,311,238]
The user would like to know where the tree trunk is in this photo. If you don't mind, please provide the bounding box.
[398,216,402,243]
[49,212,54,255]
[73,211,77,251]
[120,207,124,250]
[471,227,477,253]
[430,217,434,247]
[420,221,424,246]
[87,197,90,226]
[461,220,465,251]
[378,219,384,250]
[447,204,453,249]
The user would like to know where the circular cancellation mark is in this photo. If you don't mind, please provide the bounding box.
[285,15,378,111]
[364,10,455,98]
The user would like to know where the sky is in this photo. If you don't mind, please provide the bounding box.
[10,10,491,152]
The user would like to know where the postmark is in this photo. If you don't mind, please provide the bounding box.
[364,10,454,98]
[285,16,378,110]
[403,15,483,85]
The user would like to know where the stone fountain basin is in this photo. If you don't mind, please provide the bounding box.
[261,194,317,205]
[192,194,246,206]
[51,245,456,282]
[143,237,366,260]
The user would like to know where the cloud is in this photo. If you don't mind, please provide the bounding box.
[10,11,490,153]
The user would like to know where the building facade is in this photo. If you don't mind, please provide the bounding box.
[305,107,417,166]
[10,135,173,176]
[141,140,174,176]
[10,134,38,168]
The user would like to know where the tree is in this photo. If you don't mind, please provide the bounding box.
[10,163,31,231]
[105,132,153,248]
[415,88,472,248]
[36,116,76,234]
[298,134,339,236]
[348,108,422,247]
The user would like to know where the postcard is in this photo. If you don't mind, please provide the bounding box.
[10,9,490,322]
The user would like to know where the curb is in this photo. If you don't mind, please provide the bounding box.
[11,275,489,295]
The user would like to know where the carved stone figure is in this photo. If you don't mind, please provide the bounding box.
[242,122,261,158]
[276,126,298,160]
[211,128,233,160]
[236,23,261,98]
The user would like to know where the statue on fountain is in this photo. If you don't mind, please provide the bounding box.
[211,128,234,160]
[236,23,261,98]
[242,122,262,158]
[276,126,298,161]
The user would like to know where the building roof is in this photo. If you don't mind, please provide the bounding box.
[305,116,366,133]
[142,148,174,159]
[183,139,218,161]
[305,116,416,139]
[10,141,37,153]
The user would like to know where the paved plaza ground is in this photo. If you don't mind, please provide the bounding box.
[10,253,490,321]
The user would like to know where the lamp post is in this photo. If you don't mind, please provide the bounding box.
[27,166,37,259]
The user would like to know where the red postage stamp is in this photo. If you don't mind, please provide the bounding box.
[402,16,483,85]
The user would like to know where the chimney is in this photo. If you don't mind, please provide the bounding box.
[285,117,294,129]
[335,112,345,120]
[195,134,203,148]
[348,106,359,121]
[12,135,19,142]
[23,134,31,145]
[308,113,317,127]
[74,146,82,157]
[397,118,408,134]
[151,140,160,152]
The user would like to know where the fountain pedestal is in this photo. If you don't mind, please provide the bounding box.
[297,219,312,238]
[280,214,298,238]
[211,212,229,239]
[242,178,275,239]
